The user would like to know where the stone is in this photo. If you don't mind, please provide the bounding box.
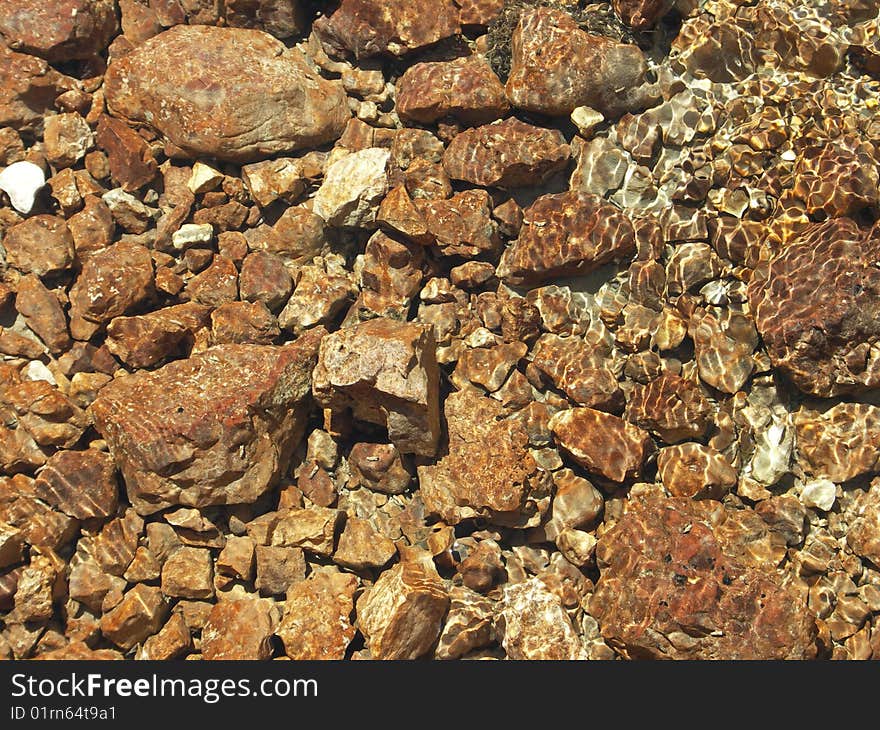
[689,307,757,394]
[161,546,214,600]
[0,161,45,214]
[211,301,279,346]
[614,0,675,29]
[105,26,349,162]
[0,46,74,134]
[0,522,23,569]
[201,599,274,660]
[254,544,306,595]
[313,318,441,457]
[137,612,191,660]
[356,553,449,660]
[100,584,168,651]
[33,449,118,521]
[415,189,502,258]
[591,495,818,659]
[442,118,569,189]
[216,535,255,581]
[4,215,75,278]
[505,7,655,119]
[278,258,357,334]
[184,255,239,307]
[347,442,411,495]
[43,113,94,168]
[224,0,305,39]
[278,569,358,660]
[795,403,880,483]
[314,0,460,58]
[313,148,390,228]
[239,251,293,313]
[102,188,154,234]
[105,302,211,369]
[91,508,143,577]
[800,480,836,512]
[187,162,223,195]
[418,388,540,524]
[90,330,324,514]
[35,642,121,661]
[67,195,114,260]
[171,223,213,251]
[241,158,305,207]
[547,469,604,539]
[624,373,712,443]
[14,275,70,355]
[497,577,588,660]
[657,442,737,499]
[435,586,494,660]
[270,507,341,556]
[334,516,396,570]
[846,486,880,566]
[357,231,424,318]
[397,55,509,126]
[497,191,636,286]
[453,342,526,393]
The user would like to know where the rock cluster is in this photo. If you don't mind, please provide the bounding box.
[2,0,880,662]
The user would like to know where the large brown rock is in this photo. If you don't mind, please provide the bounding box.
[312,318,441,457]
[90,329,325,514]
[505,7,655,118]
[314,0,460,58]
[0,0,118,62]
[497,191,636,286]
[4,215,75,279]
[104,25,349,163]
[748,218,880,397]
[592,495,818,659]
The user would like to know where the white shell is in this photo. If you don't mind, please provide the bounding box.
[0,161,46,214]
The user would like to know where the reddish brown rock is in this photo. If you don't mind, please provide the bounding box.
[657,442,737,499]
[161,547,214,599]
[314,0,460,58]
[795,403,880,483]
[4,215,75,278]
[0,0,118,62]
[105,302,211,368]
[624,373,713,443]
[35,642,121,661]
[497,191,636,286]
[14,276,70,355]
[67,196,115,261]
[211,301,280,345]
[68,242,155,339]
[254,545,306,595]
[89,330,324,514]
[270,506,341,556]
[550,407,653,483]
[0,46,74,133]
[137,612,191,661]
[183,255,239,307]
[34,449,118,521]
[312,318,441,457]
[613,0,675,29]
[356,553,449,660]
[239,251,293,313]
[505,7,655,119]
[358,232,424,319]
[453,342,526,393]
[0,475,78,551]
[547,468,604,538]
[415,189,502,258]
[105,25,349,162]
[748,218,880,397]
[591,495,818,659]
[348,442,411,495]
[333,517,396,570]
[278,570,358,660]
[442,118,569,189]
[95,115,158,192]
[689,306,757,394]
[43,112,94,168]
[418,388,540,524]
[397,55,509,126]
[100,584,169,651]
[793,138,879,219]
[1,373,88,451]
[241,157,305,207]
[201,599,274,660]
[91,508,143,577]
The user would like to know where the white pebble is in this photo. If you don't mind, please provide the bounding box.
[172,223,214,250]
[22,360,56,385]
[0,161,46,214]
[800,479,837,511]
[188,162,223,194]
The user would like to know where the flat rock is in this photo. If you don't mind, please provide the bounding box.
[333,517,396,570]
[161,546,214,599]
[33,449,118,521]
[90,330,324,514]
[4,215,75,278]
[96,115,157,192]
[14,275,71,355]
[104,25,349,162]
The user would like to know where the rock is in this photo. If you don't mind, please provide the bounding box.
[187,162,223,195]
[216,535,255,581]
[14,275,71,354]
[795,403,880,483]
[0,0,118,62]
[591,495,818,659]
[414,189,502,258]
[161,546,214,600]
[67,195,115,260]
[0,522,23,569]
[334,516,397,570]
[224,0,305,39]
[0,46,74,134]
[43,113,94,168]
[171,223,213,251]
[547,469,604,539]
[68,242,155,338]
[457,541,503,593]
[624,373,712,443]
[270,507,341,556]
[453,341,526,393]
[95,114,158,192]
[137,612,191,660]
[435,586,494,660]
[550,407,653,483]
[201,599,274,660]
[211,301,279,346]
[314,0,460,58]
[33,449,117,520]
[183,255,239,307]
[356,553,449,659]
[90,330,324,514]
[0,475,78,551]
[4,215,75,278]
[497,191,636,286]
[613,0,675,29]
[397,55,509,125]
[105,302,211,369]
[800,480,836,512]
[91,508,143,577]
[313,148,390,228]
[241,158,305,207]
[348,442,411,495]
[102,188,154,234]
[104,25,349,163]
[846,486,880,566]
[497,577,588,660]
[254,545,306,595]
[313,318,441,457]
[100,584,168,651]
[793,138,879,219]
[239,251,293,312]
[418,388,540,524]
[278,569,358,660]
[278,258,357,334]
[0,161,45,214]
[34,642,121,661]
[442,118,569,189]
[505,7,655,119]
[749,218,880,397]
[689,307,757,394]
[657,442,737,499]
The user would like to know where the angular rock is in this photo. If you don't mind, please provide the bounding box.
[497,191,636,286]
[278,258,357,334]
[161,547,214,599]
[313,318,440,457]
[137,612,192,660]
[415,189,502,258]
[624,373,713,443]
[43,112,94,168]
[613,0,674,29]
[100,584,168,651]
[0,522,23,569]
[270,506,341,556]
[14,275,70,355]
[435,586,494,660]
[442,118,569,189]
[453,341,526,393]
[216,535,255,582]
[90,330,324,514]
[211,301,279,345]
[183,255,239,307]
[33,449,118,521]
[0,46,74,134]
[348,442,411,495]
[67,195,115,261]
[356,553,449,660]
[657,442,737,499]
[4,215,75,278]
[239,251,293,313]
[547,468,604,538]
[278,570,358,660]
[105,25,349,162]
[334,516,396,570]
[96,114,158,192]
[105,302,211,368]
[201,599,274,660]
[689,307,757,394]
[550,407,653,483]
[313,148,390,228]
[591,495,818,659]
[795,403,880,483]
[254,545,306,595]
[241,158,305,207]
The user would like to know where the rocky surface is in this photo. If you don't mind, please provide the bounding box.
[2,0,880,663]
